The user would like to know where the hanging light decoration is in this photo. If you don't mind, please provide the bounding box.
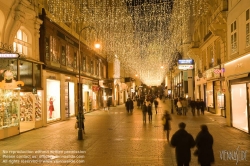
[47,0,209,86]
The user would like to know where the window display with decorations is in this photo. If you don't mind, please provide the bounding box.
[20,92,42,122]
[0,89,19,129]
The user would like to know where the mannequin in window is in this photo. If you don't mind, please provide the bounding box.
[48,97,55,118]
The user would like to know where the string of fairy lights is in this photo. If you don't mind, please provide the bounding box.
[47,0,209,86]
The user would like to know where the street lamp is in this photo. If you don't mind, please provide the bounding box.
[78,26,100,140]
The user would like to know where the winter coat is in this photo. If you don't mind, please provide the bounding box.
[147,104,152,115]
[190,100,196,109]
[195,130,215,165]
[171,129,195,163]
[142,104,147,113]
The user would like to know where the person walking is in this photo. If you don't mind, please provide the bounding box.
[189,99,196,116]
[170,122,195,166]
[148,103,152,122]
[196,99,201,116]
[200,99,206,115]
[195,125,215,166]
[182,98,188,116]
[107,97,111,111]
[125,98,130,113]
[142,102,147,123]
[154,99,159,114]
[176,99,183,115]
[162,110,172,142]
[128,98,134,113]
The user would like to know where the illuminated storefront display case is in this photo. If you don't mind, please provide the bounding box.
[0,57,43,139]
[206,82,214,108]
[0,89,19,129]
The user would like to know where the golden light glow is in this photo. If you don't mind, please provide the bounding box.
[47,0,209,86]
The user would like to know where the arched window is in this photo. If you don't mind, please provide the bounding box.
[13,29,29,56]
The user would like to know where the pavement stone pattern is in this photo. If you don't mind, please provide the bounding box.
[0,99,250,166]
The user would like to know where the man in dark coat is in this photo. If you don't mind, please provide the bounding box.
[142,102,147,123]
[196,99,201,115]
[195,125,215,166]
[189,99,196,116]
[171,122,195,166]
[147,103,152,122]
[200,99,206,115]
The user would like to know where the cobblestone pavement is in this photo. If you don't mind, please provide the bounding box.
[0,99,250,166]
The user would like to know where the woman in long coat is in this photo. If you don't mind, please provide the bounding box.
[162,110,172,142]
[195,125,215,166]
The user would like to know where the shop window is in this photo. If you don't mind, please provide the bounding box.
[206,83,214,108]
[50,36,59,63]
[46,79,61,121]
[231,21,237,54]
[34,64,41,88]
[0,89,19,129]
[61,46,66,66]
[20,61,33,87]
[45,37,50,60]
[66,45,73,68]
[231,84,248,132]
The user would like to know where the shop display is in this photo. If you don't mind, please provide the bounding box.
[48,97,55,118]
[34,94,42,121]
[20,93,33,122]
[20,92,43,122]
[0,90,19,129]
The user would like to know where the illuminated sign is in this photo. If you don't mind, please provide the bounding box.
[213,68,225,74]
[0,53,20,58]
[178,65,194,70]
[178,59,194,64]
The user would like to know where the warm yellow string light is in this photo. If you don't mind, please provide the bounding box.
[47,0,208,86]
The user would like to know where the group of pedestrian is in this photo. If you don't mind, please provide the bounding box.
[171,122,214,166]
[142,100,153,123]
[174,97,206,116]
[189,99,206,116]
[125,98,134,113]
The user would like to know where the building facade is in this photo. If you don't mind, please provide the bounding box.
[0,0,43,139]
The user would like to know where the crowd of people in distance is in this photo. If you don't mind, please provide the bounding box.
[123,94,214,166]
[174,97,206,116]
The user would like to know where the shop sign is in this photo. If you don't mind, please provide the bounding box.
[178,59,194,64]
[0,53,20,58]
[213,68,225,74]
[92,85,99,91]
[178,59,194,70]
[178,65,194,70]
